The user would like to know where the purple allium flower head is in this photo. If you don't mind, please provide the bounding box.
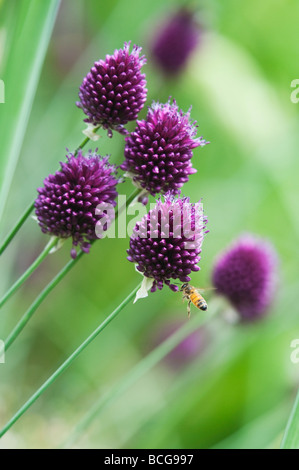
[127,193,208,293]
[212,235,278,322]
[151,8,200,75]
[76,42,147,136]
[121,99,207,197]
[34,150,119,258]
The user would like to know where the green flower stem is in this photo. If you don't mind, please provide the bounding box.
[0,237,58,309]
[0,283,140,439]
[120,186,141,209]
[0,183,140,311]
[0,135,91,256]
[4,250,84,351]
[0,201,36,256]
[62,300,220,448]
[280,387,299,449]
[4,187,141,352]
[74,135,91,156]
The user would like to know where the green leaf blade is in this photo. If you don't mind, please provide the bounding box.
[0,0,60,227]
[281,389,299,449]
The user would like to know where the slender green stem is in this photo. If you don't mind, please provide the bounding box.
[121,186,140,207]
[0,284,140,439]
[0,135,91,256]
[280,388,299,449]
[4,187,141,351]
[0,201,35,255]
[62,303,220,448]
[0,237,58,309]
[74,136,90,156]
[4,250,84,351]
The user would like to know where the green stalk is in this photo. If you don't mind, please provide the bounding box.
[62,303,220,448]
[3,187,141,351]
[0,135,91,256]
[4,250,84,351]
[280,388,299,449]
[0,284,140,439]
[0,236,58,309]
[0,201,35,255]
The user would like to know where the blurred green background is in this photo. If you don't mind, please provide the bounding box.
[0,0,299,449]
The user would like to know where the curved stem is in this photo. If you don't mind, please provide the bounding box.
[0,135,91,256]
[4,187,142,351]
[0,236,58,309]
[0,284,140,439]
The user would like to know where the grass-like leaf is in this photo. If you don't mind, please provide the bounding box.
[0,0,60,227]
[280,389,299,449]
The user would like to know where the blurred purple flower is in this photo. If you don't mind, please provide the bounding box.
[121,99,207,197]
[76,42,147,136]
[151,318,207,370]
[212,235,278,321]
[151,8,200,75]
[127,193,208,294]
[35,150,119,258]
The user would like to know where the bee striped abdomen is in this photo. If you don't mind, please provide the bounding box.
[197,298,208,311]
[189,292,203,310]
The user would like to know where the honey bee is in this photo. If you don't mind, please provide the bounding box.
[180,283,208,319]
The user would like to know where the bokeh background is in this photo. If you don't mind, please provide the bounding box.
[1,0,299,449]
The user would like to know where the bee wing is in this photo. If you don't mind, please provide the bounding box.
[195,287,216,294]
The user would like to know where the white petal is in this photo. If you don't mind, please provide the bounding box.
[123,171,134,180]
[83,123,100,141]
[49,237,65,254]
[134,275,154,304]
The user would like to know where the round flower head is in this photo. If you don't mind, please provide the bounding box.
[121,100,207,198]
[127,193,208,296]
[76,42,147,137]
[212,235,278,322]
[151,8,200,75]
[35,150,119,258]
